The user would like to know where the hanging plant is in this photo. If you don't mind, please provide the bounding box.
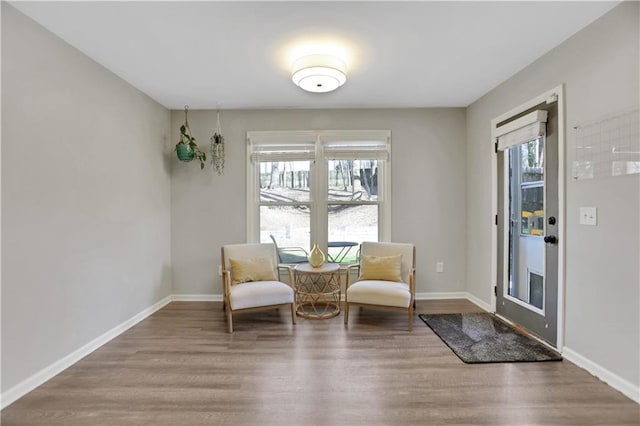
[210,109,225,175]
[175,105,206,170]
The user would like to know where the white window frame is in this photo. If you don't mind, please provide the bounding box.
[246,130,391,251]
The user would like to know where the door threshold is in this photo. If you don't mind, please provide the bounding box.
[494,313,559,352]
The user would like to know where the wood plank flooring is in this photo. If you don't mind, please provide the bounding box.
[2,300,638,425]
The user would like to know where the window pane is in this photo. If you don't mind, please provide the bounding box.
[327,204,378,263]
[521,185,544,235]
[259,161,311,202]
[519,138,544,181]
[518,137,544,236]
[327,160,378,202]
[260,205,310,254]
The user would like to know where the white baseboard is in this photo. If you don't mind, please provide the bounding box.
[415,291,493,313]
[457,295,637,404]
[171,292,494,309]
[172,294,222,302]
[4,293,637,409]
[462,291,493,312]
[415,291,468,300]
[1,295,173,410]
[562,347,639,404]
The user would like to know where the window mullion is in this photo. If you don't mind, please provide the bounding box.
[313,137,328,251]
[380,159,391,241]
[248,129,391,249]
[247,152,259,242]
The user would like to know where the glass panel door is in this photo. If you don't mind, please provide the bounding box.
[496,101,559,347]
[507,138,545,310]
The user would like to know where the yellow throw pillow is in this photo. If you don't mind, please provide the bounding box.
[358,254,403,282]
[229,257,277,285]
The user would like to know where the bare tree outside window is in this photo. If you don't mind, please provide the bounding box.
[248,130,390,263]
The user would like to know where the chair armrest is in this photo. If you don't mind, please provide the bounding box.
[277,264,294,285]
[409,267,416,295]
[278,263,294,270]
[280,247,309,255]
[277,247,309,264]
[344,263,360,289]
[288,266,296,288]
[222,270,232,298]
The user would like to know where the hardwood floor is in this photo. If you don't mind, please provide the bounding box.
[2,300,638,425]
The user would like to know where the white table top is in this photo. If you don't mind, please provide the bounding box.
[294,262,340,274]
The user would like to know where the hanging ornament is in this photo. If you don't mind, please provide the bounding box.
[210,109,225,175]
[176,105,207,169]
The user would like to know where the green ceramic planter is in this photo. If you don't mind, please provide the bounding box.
[176,143,195,162]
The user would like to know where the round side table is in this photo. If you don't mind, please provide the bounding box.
[294,263,341,319]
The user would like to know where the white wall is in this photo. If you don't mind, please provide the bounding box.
[466,2,639,390]
[170,108,467,297]
[3,0,636,408]
[1,4,172,394]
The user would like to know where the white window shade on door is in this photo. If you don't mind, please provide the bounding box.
[496,110,548,151]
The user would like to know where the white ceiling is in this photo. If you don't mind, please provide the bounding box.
[12,1,619,110]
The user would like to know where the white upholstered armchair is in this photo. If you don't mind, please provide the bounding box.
[344,242,416,331]
[221,243,296,333]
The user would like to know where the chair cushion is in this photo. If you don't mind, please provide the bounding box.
[347,280,411,308]
[358,254,403,282]
[229,281,294,310]
[360,242,414,284]
[229,257,277,285]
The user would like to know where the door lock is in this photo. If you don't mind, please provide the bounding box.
[543,235,558,244]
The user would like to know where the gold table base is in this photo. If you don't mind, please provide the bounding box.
[294,263,341,319]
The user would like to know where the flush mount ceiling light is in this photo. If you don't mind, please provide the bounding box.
[291,54,347,93]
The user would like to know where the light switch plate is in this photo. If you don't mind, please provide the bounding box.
[580,207,597,226]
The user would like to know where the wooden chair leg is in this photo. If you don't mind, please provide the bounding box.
[227,309,233,333]
[290,303,297,324]
[408,304,414,332]
[344,302,349,325]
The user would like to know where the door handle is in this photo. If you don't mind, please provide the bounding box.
[543,235,557,244]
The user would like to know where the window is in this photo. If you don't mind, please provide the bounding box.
[509,137,545,236]
[247,130,391,263]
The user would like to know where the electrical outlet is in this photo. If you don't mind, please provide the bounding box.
[579,207,597,226]
[436,262,444,273]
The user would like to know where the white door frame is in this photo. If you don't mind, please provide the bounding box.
[490,84,566,350]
